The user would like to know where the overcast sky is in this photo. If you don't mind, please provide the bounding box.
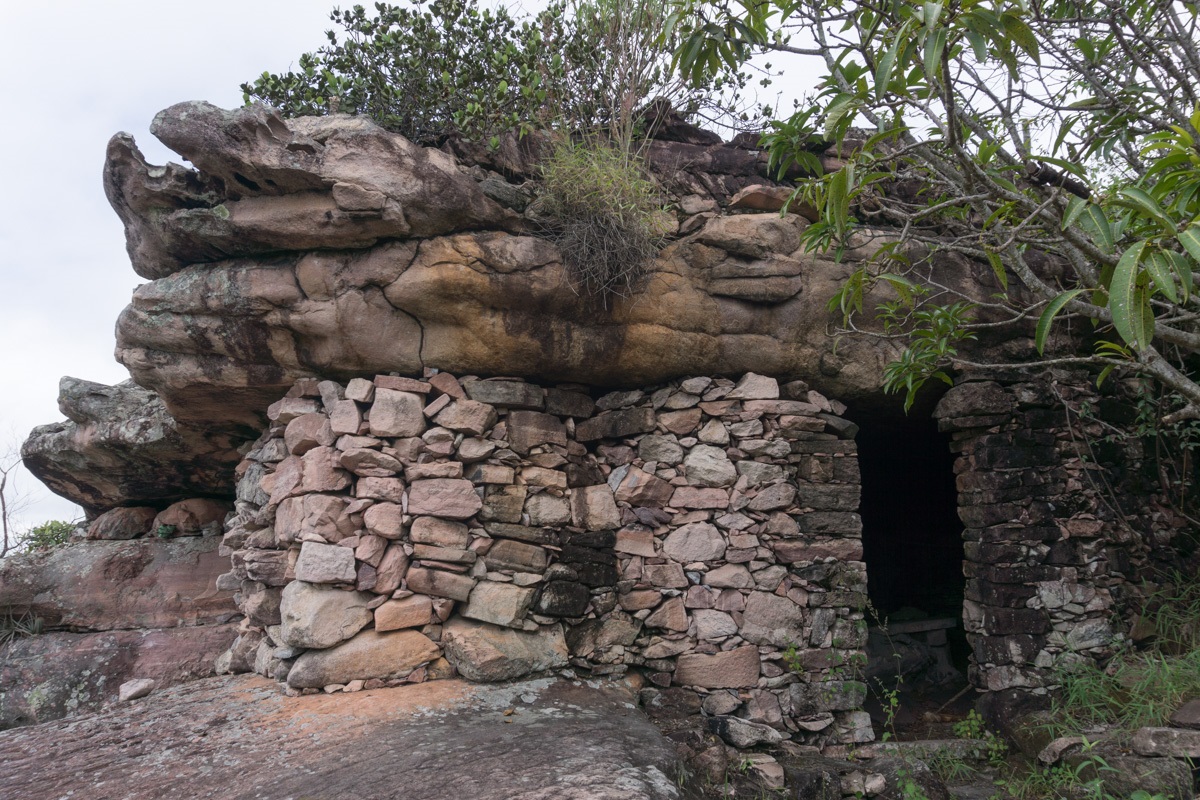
[0,0,341,529]
[0,1,814,533]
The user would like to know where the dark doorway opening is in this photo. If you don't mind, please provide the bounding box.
[854,412,972,738]
[856,414,963,618]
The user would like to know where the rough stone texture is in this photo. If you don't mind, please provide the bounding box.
[293,541,357,584]
[935,372,1182,694]
[219,370,869,744]
[86,506,158,540]
[462,581,536,627]
[1132,726,1200,757]
[0,537,234,631]
[287,629,440,688]
[94,105,1010,452]
[278,581,373,649]
[0,674,685,800]
[442,619,568,682]
[21,378,240,515]
[674,646,760,689]
[408,478,483,520]
[0,624,236,729]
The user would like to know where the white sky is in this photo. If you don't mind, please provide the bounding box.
[0,0,817,532]
[0,0,337,528]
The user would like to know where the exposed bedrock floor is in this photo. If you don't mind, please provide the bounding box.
[0,673,691,800]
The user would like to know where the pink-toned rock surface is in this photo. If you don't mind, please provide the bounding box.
[0,537,235,631]
[0,624,236,729]
[0,675,685,800]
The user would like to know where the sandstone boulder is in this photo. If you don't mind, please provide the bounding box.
[442,618,568,682]
[21,378,240,515]
[278,581,373,649]
[287,629,441,688]
[0,624,236,729]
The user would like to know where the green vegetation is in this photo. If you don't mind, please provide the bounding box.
[669,0,1200,423]
[21,520,74,551]
[0,610,43,646]
[538,139,670,303]
[243,0,764,146]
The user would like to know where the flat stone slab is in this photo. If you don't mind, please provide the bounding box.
[0,674,687,800]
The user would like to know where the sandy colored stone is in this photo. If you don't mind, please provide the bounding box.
[369,389,426,438]
[409,516,470,548]
[279,581,373,649]
[355,504,400,541]
[294,541,357,584]
[662,522,727,563]
[375,595,434,631]
[525,493,571,526]
[462,581,536,627]
[675,645,760,689]
[288,629,440,688]
[408,478,482,520]
[740,591,806,647]
[571,484,621,530]
[442,618,567,682]
[406,566,476,601]
[434,400,498,435]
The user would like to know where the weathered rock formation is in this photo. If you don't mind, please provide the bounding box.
[16,100,1191,776]
[0,519,237,728]
[0,674,687,800]
[21,377,241,515]
[105,102,997,440]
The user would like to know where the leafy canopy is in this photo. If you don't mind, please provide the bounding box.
[244,0,767,146]
[668,0,1200,423]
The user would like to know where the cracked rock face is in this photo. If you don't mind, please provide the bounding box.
[29,101,1005,512]
[20,377,241,515]
[104,104,1000,435]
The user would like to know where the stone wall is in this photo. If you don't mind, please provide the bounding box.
[934,370,1190,700]
[219,370,872,743]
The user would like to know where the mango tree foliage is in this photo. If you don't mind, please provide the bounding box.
[669,0,1200,422]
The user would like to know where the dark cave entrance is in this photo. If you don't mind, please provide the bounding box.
[854,411,972,733]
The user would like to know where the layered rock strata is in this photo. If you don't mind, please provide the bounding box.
[0,513,237,728]
[21,377,242,515]
[219,370,872,744]
[105,102,997,438]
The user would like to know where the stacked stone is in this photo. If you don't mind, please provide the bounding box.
[218,370,870,743]
[934,371,1176,697]
[570,374,871,745]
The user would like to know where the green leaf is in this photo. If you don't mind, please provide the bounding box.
[924,27,948,80]
[1109,240,1152,349]
[1144,249,1180,303]
[1166,250,1194,301]
[1178,224,1200,261]
[923,1,943,29]
[1061,196,1088,231]
[1117,186,1175,234]
[1035,289,1083,354]
[875,40,899,99]
[824,93,859,139]
[985,250,1009,291]
[1084,204,1114,252]
[1001,13,1039,63]
[966,30,987,62]
[827,165,852,236]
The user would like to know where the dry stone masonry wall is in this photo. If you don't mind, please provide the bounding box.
[934,371,1188,700]
[218,370,872,744]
